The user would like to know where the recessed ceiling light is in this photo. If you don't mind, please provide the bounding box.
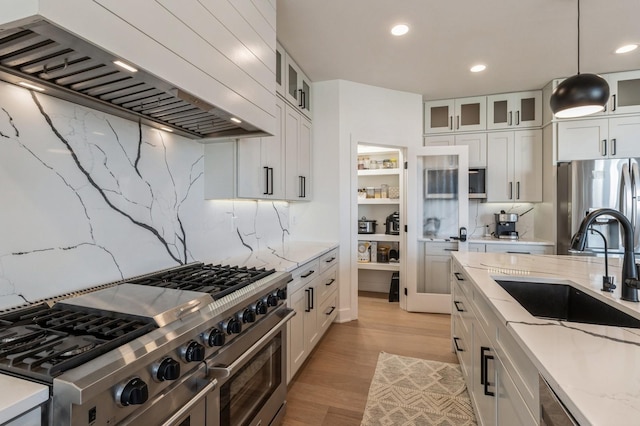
[391,24,409,36]
[230,117,242,124]
[18,81,45,91]
[616,44,638,54]
[470,64,487,73]
[113,60,138,72]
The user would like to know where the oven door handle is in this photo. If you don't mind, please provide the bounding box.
[207,308,296,380]
[160,378,218,426]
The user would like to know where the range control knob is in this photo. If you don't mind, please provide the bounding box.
[253,300,268,315]
[276,287,287,300]
[223,317,242,334]
[265,294,278,307]
[181,341,205,363]
[239,308,256,323]
[203,328,225,347]
[154,357,180,382]
[117,377,148,407]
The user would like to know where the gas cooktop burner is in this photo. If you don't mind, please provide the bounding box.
[53,335,99,358]
[129,263,277,300]
[0,325,46,344]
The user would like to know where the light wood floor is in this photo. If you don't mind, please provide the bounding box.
[282,291,457,426]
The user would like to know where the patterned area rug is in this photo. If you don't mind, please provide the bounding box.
[361,352,477,426]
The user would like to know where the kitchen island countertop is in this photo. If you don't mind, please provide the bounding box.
[213,241,338,272]
[452,251,640,426]
[0,373,48,424]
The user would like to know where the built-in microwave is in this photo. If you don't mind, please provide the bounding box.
[424,168,486,199]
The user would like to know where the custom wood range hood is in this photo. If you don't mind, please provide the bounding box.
[0,20,267,140]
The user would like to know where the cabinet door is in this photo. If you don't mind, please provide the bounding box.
[607,70,640,115]
[237,137,265,198]
[424,135,455,147]
[423,254,452,295]
[496,359,538,425]
[488,92,541,130]
[486,132,513,202]
[299,70,312,119]
[275,42,286,97]
[263,98,285,198]
[513,130,542,202]
[424,99,455,133]
[454,96,486,132]
[285,105,301,199]
[298,117,312,199]
[304,284,319,349]
[557,119,609,161]
[287,287,307,382]
[472,326,497,426]
[487,93,513,130]
[285,56,303,108]
[455,133,487,168]
[609,116,640,158]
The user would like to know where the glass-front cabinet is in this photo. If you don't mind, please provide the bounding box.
[607,70,640,115]
[406,146,468,313]
[424,96,486,134]
[487,91,542,130]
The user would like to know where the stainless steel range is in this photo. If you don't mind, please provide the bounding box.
[0,263,293,426]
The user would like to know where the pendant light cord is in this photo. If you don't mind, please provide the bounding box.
[577,0,581,74]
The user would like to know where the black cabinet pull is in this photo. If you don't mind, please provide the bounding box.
[453,301,464,312]
[298,89,304,108]
[516,110,520,125]
[506,251,531,254]
[325,256,336,263]
[326,278,335,286]
[300,270,315,278]
[263,167,269,195]
[612,94,617,111]
[454,272,464,281]
[516,181,520,199]
[480,346,495,396]
[304,289,311,312]
[326,306,335,315]
[453,337,463,352]
[309,287,314,310]
[509,182,513,199]
[449,116,453,130]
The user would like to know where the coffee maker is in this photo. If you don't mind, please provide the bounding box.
[385,211,400,235]
[495,210,518,239]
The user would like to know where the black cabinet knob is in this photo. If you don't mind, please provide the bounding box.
[155,357,180,381]
[223,317,242,334]
[203,328,225,347]
[181,341,205,362]
[119,377,148,406]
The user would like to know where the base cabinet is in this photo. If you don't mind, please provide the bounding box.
[452,262,538,425]
[287,248,338,382]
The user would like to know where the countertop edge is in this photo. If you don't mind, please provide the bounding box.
[0,374,48,423]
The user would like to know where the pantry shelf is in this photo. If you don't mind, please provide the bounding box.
[358,199,400,205]
[357,262,400,271]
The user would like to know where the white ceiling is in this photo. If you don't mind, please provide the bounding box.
[276,0,640,100]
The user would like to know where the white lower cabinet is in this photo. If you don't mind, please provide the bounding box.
[452,263,538,425]
[287,248,338,383]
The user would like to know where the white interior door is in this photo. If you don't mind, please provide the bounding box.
[406,146,469,313]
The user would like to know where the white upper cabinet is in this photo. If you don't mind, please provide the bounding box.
[557,116,640,161]
[285,104,312,200]
[607,70,640,115]
[424,133,487,168]
[276,41,286,98]
[424,96,486,134]
[487,130,542,202]
[487,91,542,130]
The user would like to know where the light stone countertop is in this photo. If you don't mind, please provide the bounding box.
[468,236,554,246]
[452,251,640,426]
[0,373,48,424]
[213,241,339,272]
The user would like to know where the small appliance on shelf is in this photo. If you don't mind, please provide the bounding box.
[385,211,400,235]
[495,210,519,239]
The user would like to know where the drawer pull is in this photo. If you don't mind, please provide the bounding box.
[454,272,464,281]
[325,256,336,263]
[326,278,336,286]
[506,251,531,254]
[453,301,464,312]
[300,270,315,278]
[325,306,336,315]
[453,337,464,352]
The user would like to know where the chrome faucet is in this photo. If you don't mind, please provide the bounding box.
[570,208,639,302]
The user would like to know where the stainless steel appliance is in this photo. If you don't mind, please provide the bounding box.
[539,374,578,425]
[495,210,519,239]
[385,212,400,235]
[358,217,377,234]
[557,159,640,255]
[0,263,293,426]
[468,168,486,199]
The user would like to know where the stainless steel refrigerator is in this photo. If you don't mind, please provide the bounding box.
[557,159,640,255]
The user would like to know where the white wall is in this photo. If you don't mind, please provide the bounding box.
[291,80,422,321]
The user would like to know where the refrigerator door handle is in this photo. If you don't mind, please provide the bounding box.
[620,165,633,249]
[631,161,640,248]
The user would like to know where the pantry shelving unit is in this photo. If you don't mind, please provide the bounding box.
[356,145,404,293]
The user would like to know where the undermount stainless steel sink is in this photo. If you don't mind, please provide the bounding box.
[495,280,640,328]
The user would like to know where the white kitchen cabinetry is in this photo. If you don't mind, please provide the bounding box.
[424,133,487,168]
[557,116,640,161]
[422,242,457,295]
[487,91,542,130]
[237,98,285,199]
[287,248,338,383]
[424,97,486,134]
[606,70,640,115]
[282,47,312,119]
[471,243,554,255]
[487,130,542,202]
[275,41,286,98]
[285,104,312,200]
[451,264,538,426]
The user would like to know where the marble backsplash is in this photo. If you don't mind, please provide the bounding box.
[0,81,289,310]
[468,200,535,238]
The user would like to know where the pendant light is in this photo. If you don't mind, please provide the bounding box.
[550,0,609,118]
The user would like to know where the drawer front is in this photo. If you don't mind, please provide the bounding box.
[424,241,458,254]
[289,258,320,293]
[497,354,538,426]
[318,248,339,273]
[316,264,338,304]
[452,280,473,337]
[452,265,474,299]
[496,325,540,417]
[318,291,338,333]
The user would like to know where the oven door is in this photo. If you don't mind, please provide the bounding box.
[207,306,295,426]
